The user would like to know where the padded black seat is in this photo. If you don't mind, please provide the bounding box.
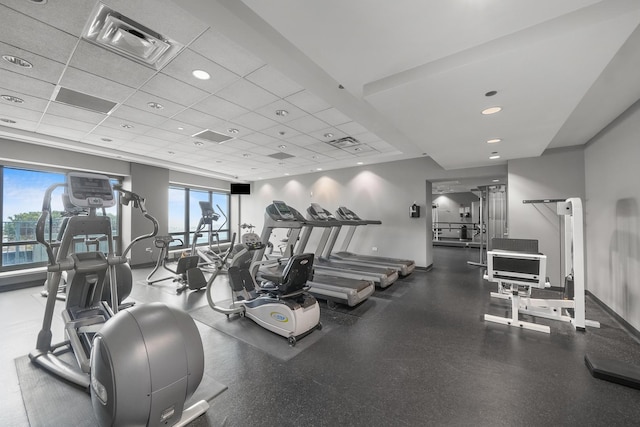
[260,253,314,296]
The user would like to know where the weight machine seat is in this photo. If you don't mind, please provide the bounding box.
[260,253,314,296]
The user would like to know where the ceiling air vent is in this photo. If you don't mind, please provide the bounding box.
[192,129,234,144]
[82,3,183,69]
[327,136,360,149]
[54,87,117,114]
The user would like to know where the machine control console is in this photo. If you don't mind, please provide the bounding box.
[66,172,115,208]
[272,200,295,220]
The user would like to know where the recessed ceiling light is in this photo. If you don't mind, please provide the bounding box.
[357,162,363,165]
[316,168,322,171]
[121,124,134,129]
[194,141,204,147]
[228,128,239,134]
[482,106,502,115]
[147,101,163,109]
[354,147,362,151]
[2,55,33,68]
[1,95,24,103]
[485,90,498,97]
[284,173,290,176]
[177,127,184,130]
[278,144,287,149]
[28,0,47,4]
[168,151,175,154]
[278,131,286,136]
[492,179,500,182]
[275,109,288,117]
[192,69,210,80]
[324,133,333,138]
[489,153,501,160]
[487,138,501,144]
[0,118,17,124]
[101,138,112,142]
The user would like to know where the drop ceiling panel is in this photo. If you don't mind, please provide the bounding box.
[171,108,226,129]
[314,108,351,126]
[0,5,78,63]
[0,42,66,84]
[144,128,190,144]
[261,124,301,140]
[308,127,347,142]
[0,69,56,100]
[192,95,249,120]
[284,90,331,114]
[246,65,304,98]
[243,132,279,145]
[69,40,157,89]
[36,124,87,141]
[161,48,240,94]
[0,119,37,132]
[123,91,186,118]
[45,102,106,124]
[100,116,153,135]
[0,91,49,113]
[254,100,306,123]
[109,105,167,127]
[89,126,141,142]
[190,29,265,77]
[0,104,43,122]
[59,67,135,104]
[285,134,321,147]
[157,119,201,136]
[1,0,95,37]
[40,114,96,132]
[336,121,368,136]
[126,137,173,149]
[142,73,209,107]
[286,115,330,134]
[215,79,279,111]
[231,111,278,132]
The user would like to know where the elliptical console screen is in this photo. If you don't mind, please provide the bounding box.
[273,200,294,220]
[66,172,115,208]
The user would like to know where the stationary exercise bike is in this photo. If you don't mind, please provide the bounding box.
[146,235,207,294]
[206,233,322,346]
[30,172,208,426]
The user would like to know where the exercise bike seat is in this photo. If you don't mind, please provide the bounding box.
[259,253,314,295]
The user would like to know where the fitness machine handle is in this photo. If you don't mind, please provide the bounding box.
[113,185,159,258]
[36,183,65,265]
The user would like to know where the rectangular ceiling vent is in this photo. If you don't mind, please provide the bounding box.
[268,152,295,160]
[82,3,183,69]
[54,87,117,114]
[192,129,234,144]
[327,136,360,149]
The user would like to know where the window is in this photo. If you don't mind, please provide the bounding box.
[168,185,230,250]
[1,166,120,272]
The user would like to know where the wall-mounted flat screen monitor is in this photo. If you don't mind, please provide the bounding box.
[230,183,251,195]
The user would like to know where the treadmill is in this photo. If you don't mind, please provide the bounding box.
[251,201,375,307]
[330,206,416,276]
[300,204,399,288]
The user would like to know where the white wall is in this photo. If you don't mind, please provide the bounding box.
[585,100,640,331]
[508,148,585,286]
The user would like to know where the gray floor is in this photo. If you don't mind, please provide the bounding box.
[2,246,640,426]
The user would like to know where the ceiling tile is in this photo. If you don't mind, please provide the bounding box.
[45,101,107,124]
[337,121,368,135]
[246,65,304,98]
[109,105,167,127]
[100,116,153,135]
[69,40,157,89]
[285,90,332,114]
[261,124,301,140]
[124,91,186,118]
[144,128,190,143]
[285,134,322,147]
[215,79,279,110]
[36,124,87,141]
[243,132,279,145]
[1,0,95,36]
[0,68,56,100]
[0,118,37,132]
[308,127,348,142]
[190,29,265,77]
[231,111,278,132]
[0,103,43,122]
[104,0,209,45]
[314,107,352,126]
[88,125,140,142]
[254,99,306,123]
[192,95,249,120]
[161,48,240,94]
[286,115,330,133]
[142,73,209,107]
[40,113,96,132]
[172,108,226,129]
[0,90,49,113]
[59,67,136,104]
[0,5,78,63]
[0,42,66,84]
[157,119,202,136]
[127,136,174,149]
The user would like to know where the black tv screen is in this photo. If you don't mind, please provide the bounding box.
[230,183,251,195]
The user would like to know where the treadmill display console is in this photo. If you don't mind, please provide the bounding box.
[66,172,115,208]
[273,200,295,220]
[338,207,358,220]
[310,203,329,220]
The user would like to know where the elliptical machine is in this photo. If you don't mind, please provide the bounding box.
[29,172,208,426]
[191,201,234,271]
[146,235,207,294]
[206,232,322,346]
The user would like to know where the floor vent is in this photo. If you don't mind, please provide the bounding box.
[192,129,234,144]
[82,3,183,69]
[53,87,117,114]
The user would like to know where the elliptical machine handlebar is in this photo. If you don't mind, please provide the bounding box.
[36,183,66,266]
[113,185,159,259]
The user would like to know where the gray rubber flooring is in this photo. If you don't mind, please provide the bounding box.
[3,246,640,426]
